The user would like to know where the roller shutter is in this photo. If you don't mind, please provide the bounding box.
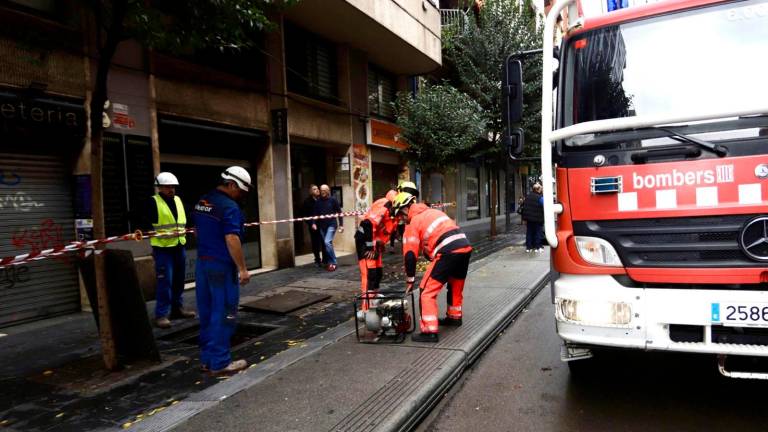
[0,153,79,328]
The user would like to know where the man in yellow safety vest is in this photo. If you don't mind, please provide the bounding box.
[149,172,196,328]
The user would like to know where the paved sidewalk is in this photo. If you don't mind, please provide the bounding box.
[0,224,526,431]
[137,246,551,432]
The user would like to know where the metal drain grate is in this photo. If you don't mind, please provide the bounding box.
[158,322,279,346]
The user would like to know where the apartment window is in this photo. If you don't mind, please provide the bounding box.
[102,133,154,236]
[285,22,338,104]
[368,65,396,119]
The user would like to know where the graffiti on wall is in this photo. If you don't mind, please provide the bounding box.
[0,171,21,186]
[12,218,65,254]
[0,265,30,289]
[0,191,45,211]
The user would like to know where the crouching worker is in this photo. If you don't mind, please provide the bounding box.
[393,193,472,343]
[355,189,402,311]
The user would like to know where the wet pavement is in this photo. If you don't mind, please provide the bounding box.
[0,226,524,431]
[420,289,768,432]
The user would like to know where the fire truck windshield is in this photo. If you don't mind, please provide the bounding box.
[560,0,768,138]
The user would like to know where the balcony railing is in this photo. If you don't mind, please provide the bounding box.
[440,9,469,31]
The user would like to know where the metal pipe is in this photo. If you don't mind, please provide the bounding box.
[541,0,574,249]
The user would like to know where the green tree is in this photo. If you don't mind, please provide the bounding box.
[446,0,543,158]
[394,83,487,174]
[395,0,543,171]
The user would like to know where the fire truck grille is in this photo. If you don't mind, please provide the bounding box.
[574,214,760,268]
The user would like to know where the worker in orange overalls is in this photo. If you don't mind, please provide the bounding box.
[393,193,472,343]
[354,189,401,312]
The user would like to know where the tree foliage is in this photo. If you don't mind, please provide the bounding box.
[396,0,544,170]
[394,84,487,173]
[446,0,543,158]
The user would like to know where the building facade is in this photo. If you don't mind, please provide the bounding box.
[0,0,441,328]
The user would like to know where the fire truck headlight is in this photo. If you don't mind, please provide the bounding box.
[556,298,632,326]
[575,236,622,267]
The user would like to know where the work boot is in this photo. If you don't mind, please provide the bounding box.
[210,359,248,376]
[439,317,463,327]
[170,308,197,320]
[411,332,439,343]
[154,317,171,329]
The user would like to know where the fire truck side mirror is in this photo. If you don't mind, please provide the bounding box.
[502,57,523,126]
[505,128,525,158]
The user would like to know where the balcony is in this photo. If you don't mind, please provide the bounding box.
[284,0,442,75]
[440,9,469,31]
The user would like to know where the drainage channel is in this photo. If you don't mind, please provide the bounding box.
[158,321,282,349]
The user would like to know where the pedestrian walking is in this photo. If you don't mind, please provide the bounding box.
[355,189,401,312]
[312,184,343,271]
[192,166,252,375]
[302,184,325,267]
[521,183,545,252]
[146,172,196,329]
[393,193,472,343]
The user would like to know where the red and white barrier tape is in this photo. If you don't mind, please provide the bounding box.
[0,202,456,268]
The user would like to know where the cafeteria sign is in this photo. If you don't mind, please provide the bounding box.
[369,119,407,151]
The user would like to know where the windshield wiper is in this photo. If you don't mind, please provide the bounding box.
[655,127,728,157]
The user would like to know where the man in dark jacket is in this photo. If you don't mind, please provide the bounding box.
[301,184,324,267]
[521,183,545,252]
[311,184,344,271]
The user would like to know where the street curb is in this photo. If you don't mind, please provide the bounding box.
[370,271,550,432]
[123,320,357,432]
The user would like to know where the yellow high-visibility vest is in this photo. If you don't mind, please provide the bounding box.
[151,194,187,247]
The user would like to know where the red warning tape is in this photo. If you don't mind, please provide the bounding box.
[0,202,456,268]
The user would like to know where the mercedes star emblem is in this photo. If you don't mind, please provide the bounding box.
[756,164,768,179]
[740,216,768,262]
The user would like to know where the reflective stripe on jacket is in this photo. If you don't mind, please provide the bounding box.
[359,197,397,246]
[151,194,187,247]
[402,204,470,261]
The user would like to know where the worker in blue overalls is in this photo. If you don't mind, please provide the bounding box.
[193,166,253,375]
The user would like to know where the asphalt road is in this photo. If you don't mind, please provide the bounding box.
[420,289,768,432]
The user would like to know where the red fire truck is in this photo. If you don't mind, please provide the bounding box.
[506,0,768,377]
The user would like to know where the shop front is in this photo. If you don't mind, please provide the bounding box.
[0,91,86,328]
[157,117,265,280]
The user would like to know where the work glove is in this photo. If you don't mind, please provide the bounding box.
[405,277,415,294]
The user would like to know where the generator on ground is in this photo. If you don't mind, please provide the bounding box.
[354,288,416,343]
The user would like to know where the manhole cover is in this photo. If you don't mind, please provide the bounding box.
[159,322,278,346]
[240,290,331,314]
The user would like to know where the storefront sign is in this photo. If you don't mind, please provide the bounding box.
[369,119,407,151]
[271,108,288,144]
[110,102,136,130]
[0,92,84,132]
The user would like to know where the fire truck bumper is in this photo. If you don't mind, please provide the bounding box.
[554,274,768,356]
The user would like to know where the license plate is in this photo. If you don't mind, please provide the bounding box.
[712,302,768,327]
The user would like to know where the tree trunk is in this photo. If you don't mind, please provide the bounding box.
[90,0,127,371]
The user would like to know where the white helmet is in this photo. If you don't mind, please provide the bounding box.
[221,166,252,192]
[155,172,179,186]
